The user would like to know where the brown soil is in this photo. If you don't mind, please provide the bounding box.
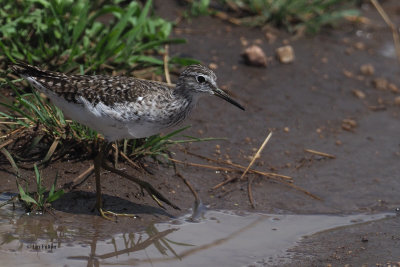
[1,0,400,265]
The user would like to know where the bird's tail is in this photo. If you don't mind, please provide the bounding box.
[10,61,51,79]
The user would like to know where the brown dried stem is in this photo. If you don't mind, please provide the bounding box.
[240,131,273,180]
[184,150,292,181]
[248,176,256,208]
[168,156,320,200]
[304,149,336,159]
[163,44,171,85]
[371,0,400,65]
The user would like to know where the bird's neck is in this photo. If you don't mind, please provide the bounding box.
[166,86,198,126]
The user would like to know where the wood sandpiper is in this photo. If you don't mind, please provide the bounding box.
[11,62,244,220]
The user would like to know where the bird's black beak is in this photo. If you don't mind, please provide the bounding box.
[213,88,245,111]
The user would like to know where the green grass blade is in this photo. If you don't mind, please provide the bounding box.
[0,148,20,178]
[17,182,37,205]
[0,111,31,127]
[19,98,46,123]
[34,164,41,192]
[0,102,35,125]
[71,1,90,46]
[134,39,186,53]
[0,40,16,62]
[122,0,152,58]
[48,172,58,197]
[46,189,64,203]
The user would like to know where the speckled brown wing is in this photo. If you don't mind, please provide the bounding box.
[10,62,161,107]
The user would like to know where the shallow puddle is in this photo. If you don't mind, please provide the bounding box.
[0,193,394,266]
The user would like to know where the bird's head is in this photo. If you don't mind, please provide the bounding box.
[177,65,245,111]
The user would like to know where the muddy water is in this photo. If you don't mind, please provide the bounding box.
[0,194,394,267]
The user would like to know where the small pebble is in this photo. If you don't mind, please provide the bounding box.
[242,45,267,67]
[353,89,366,99]
[276,45,295,64]
[240,36,248,46]
[343,69,354,78]
[209,63,218,70]
[360,63,374,75]
[345,47,354,55]
[394,96,400,106]
[254,38,263,45]
[342,119,357,131]
[354,41,366,50]
[342,38,350,44]
[388,83,399,93]
[372,78,388,90]
[265,32,277,44]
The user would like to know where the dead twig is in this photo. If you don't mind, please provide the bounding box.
[213,11,241,25]
[280,179,321,200]
[169,157,289,184]
[371,0,400,65]
[118,150,142,170]
[163,44,171,85]
[0,126,25,140]
[240,131,273,180]
[184,150,292,181]
[168,157,232,172]
[178,173,201,206]
[169,157,320,200]
[167,151,200,205]
[304,149,336,159]
[65,165,95,190]
[0,139,14,150]
[248,176,256,208]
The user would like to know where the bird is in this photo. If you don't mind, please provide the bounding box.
[11,62,245,220]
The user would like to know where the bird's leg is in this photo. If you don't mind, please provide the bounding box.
[101,161,180,211]
[94,142,109,219]
[94,142,137,221]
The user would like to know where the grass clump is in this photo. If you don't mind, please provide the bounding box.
[0,0,186,72]
[17,164,64,214]
[188,0,359,33]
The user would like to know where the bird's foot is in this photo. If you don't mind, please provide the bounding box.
[99,208,138,222]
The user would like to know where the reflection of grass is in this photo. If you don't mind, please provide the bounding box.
[145,224,194,258]
[189,0,359,33]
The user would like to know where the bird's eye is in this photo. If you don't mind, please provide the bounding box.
[196,75,206,83]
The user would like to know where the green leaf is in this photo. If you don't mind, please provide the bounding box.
[47,189,64,203]
[71,1,90,45]
[169,56,201,66]
[0,148,20,178]
[48,171,59,198]
[17,183,38,205]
